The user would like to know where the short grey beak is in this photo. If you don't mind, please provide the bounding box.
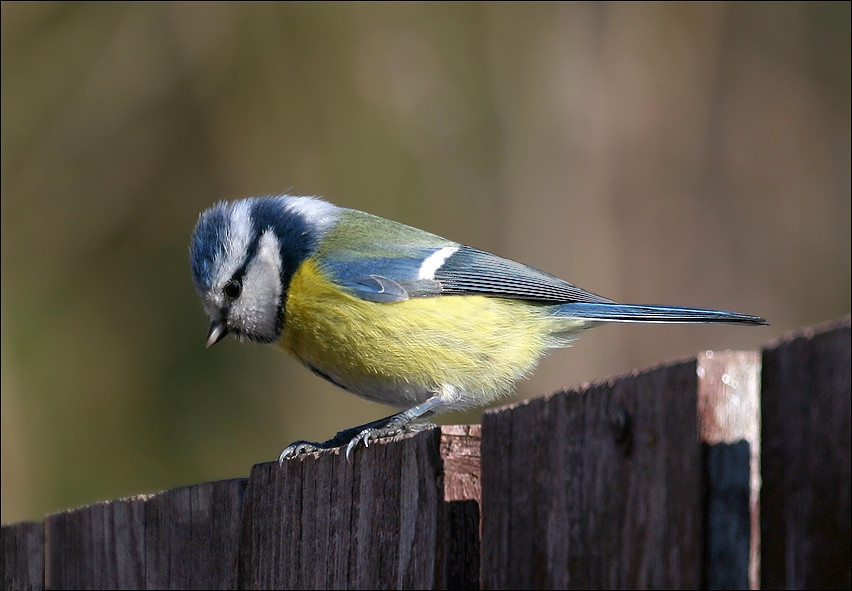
[206,320,229,348]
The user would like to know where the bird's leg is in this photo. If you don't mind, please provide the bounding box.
[278,393,447,463]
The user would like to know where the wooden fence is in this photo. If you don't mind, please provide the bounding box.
[2,317,849,590]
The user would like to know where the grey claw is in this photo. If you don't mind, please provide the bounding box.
[344,428,374,462]
[279,448,297,464]
[345,432,362,462]
[278,441,320,464]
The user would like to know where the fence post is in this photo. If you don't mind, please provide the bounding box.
[143,479,247,589]
[43,479,246,590]
[760,317,851,590]
[481,358,707,589]
[239,425,481,590]
[480,352,765,590]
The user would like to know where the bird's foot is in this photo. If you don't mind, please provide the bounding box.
[343,420,435,460]
[278,418,436,464]
[279,394,446,464]
[277,440,330,462]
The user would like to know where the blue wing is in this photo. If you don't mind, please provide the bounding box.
[433,246,613,303]
[311,210,765,324]
[318,244,614,304]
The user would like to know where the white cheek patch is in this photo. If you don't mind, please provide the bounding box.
[418,246,459,280]
[229,229,283,342]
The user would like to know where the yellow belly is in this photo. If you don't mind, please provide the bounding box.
[277,259,560,407]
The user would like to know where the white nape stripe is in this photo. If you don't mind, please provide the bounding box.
[282,196,339,234]
[418,246,459,280]
[228,200,253,251]
[216,200,254,283]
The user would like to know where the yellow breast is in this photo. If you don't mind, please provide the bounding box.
[277,259,558,406]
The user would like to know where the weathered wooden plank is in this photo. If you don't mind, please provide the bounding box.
[760,316,851,590]
[697,350,761,590]
[240,424,482,590]
[444,500,480,591]
[481,359,705,590]
[145,479,247,590]
[46,494,149,590]
[1,521,44,591]
[44,478,246,590]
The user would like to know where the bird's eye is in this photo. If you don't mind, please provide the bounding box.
[224,279,242,299]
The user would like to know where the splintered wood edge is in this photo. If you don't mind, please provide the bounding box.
[440,425,481,503]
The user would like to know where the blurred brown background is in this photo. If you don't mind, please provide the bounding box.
[2,2,849,523]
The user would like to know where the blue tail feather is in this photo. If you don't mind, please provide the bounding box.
[553,303,767,325]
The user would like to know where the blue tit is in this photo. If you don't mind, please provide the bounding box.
[189,195,766,461]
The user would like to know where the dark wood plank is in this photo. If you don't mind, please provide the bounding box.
[760,316,851,590]
[481,359,705,590]
[45,494,149,590]
[1,521,44,591]
[697,350,761,590]
[703,440,750,590]
[240,425,482,590]
[703,440,754,589]
[44,478,247,590]
[145,479,247,590]
[444,500,480,591]
[241,427,447,590]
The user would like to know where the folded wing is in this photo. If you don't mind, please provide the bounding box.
[319,243,614,305]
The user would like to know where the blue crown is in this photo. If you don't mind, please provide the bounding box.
[189,202,230,293]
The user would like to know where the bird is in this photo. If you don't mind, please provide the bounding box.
[189,195,766,462]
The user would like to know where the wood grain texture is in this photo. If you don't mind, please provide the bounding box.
[481,359,704,590]
[760,316,851,590]
[440,424,481,503]
[144,479,247,590]
[46,494,150,590]
[1,521,44,591]
[241,428,447,590]
[44,479,246,590]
